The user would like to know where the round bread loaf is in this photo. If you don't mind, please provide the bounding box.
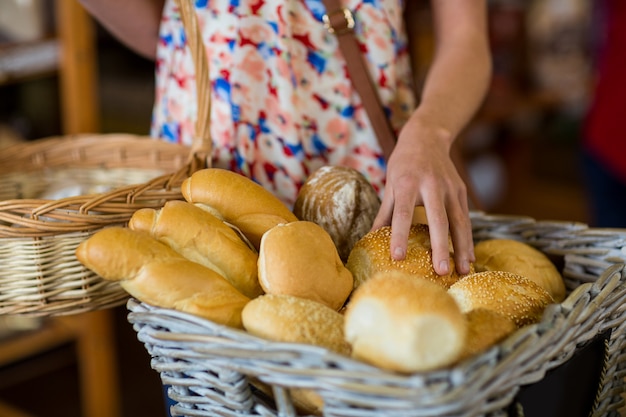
[344,270,467,373]
[293,165,381,263]
[346,224,472,289]
[458,308,517,361]
[181,168,298,250]
[473,238,566,302]
[242,293,351,356]
[258,221,354,310]
[448,270,555,327]
[129,200,263,299]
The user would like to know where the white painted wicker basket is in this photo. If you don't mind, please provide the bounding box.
[127,212,626,417]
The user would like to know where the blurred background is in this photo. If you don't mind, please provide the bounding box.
[0,0,603,416]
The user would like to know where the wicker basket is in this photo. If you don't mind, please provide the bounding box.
[127,212,626,417]
[0,133,209,316]
[0,0,212,317]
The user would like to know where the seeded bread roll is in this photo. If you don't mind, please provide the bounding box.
[346,224,472,290]
[448,270,555,327]
[242,293,351,356]
[181,168,298,249]
[258,221,353,310]
[344,270,467,373]
[293,166,381,262]
[76,227,250,328]
[474,238,566,302]
[129,200,262,298]
[458,308,517,361]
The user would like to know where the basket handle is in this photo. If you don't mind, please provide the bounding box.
[176,0,212,166]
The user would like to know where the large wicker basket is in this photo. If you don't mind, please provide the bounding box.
[0,133,209,315]
[127,212,626,417]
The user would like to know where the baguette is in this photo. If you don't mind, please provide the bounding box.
[181,168,298,249]
[129,200,262,298]
[76,227,250,328]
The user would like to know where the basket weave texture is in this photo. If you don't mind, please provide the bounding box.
[128,212,626,417]
[0,133,203,316]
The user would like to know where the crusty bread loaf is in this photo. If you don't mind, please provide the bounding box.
[346,224,472,290]
[129,200,263,298]
[448,270,554,327]
[293,166,381,263]
[181,168,298,249]
[242,294,351,356]
[344,270,467,373]
[258,221,353,310]
[76,227,250,328]
[474,238,566,302]
[458,308,517,361]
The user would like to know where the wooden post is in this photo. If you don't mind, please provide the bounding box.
[55,0,100,134]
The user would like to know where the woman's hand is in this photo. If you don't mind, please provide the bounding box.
[371,115,474,276]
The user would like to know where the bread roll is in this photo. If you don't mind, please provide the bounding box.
[242,294,351,356]
[258,221,353,310]
[293,166,381,262]
[181,168,298,249]
[448,270,554,327]
[76,227,250,328]
[458,308,516,361]
[129,200,262,298]
[346,224,472,290]
[474,238,566,302]
[344,270,467,373]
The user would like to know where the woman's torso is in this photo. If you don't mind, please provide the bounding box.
[151,0,416,207]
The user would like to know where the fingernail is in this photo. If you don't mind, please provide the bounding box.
[439,260,450,274]
[393,247,405,259]
[461,259,470,274]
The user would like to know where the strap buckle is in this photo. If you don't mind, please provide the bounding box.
[322,7,355,35]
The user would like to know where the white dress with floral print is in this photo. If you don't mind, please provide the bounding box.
[151,0,416,207]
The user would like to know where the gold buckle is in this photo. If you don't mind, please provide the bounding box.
[322,7,355,35]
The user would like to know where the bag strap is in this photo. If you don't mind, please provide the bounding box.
[321,1,396,161]
[320,0,482,210]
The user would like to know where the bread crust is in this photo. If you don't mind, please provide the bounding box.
[129,200,262,298]
[181,168,298,249]
[293,166,380,262]
[242,293,351,356]
[258,221,353,310]
[474,238,566,302]
[448,270,555,327]
[76,227,250,328]
[346,224,472,289]
[344,271,467,373]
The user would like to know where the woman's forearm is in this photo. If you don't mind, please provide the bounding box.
[79,0,165,60]
[413,0,492,146]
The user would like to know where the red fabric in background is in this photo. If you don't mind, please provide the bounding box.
[584,0,626,182]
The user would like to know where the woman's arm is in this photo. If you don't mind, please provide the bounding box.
[79,0,165,60]
[373,0,491,275]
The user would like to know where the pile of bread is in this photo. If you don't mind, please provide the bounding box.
[76,166,566,377]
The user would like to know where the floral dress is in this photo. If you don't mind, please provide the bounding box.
[151,0,416,207]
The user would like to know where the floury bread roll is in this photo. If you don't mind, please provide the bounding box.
[293,166,381,263]
[129,200,263,298]
[473,238,566,302]
[76,227,250,328]
[242,294,351,356]
[346,224,473,290]
[344,271,467,373]
[448,270,555,327]
[258,221,353,310]
[181,168,298,249]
